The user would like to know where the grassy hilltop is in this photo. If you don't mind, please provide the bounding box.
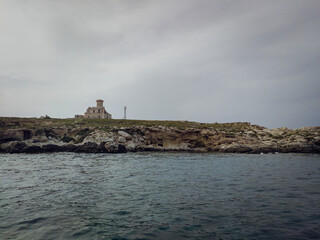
[0,117,260,132]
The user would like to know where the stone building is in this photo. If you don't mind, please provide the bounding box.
[75,99,112,119]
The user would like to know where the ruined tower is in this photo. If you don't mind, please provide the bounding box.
[96,99,103,107]
[74,99,112,119]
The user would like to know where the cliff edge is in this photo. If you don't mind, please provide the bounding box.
[1,118,319,153]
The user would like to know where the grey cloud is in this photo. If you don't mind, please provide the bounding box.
[0,0,319,128]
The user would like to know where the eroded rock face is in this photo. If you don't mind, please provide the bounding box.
[0,129,25,144]
[1,124,319,154]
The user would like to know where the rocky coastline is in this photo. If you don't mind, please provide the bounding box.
[0,118,319,154]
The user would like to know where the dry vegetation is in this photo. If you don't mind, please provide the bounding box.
[0,117,260,132]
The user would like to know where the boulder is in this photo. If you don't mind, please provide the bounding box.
[39,136,48,142]
[118,131,132,140]
[118,136,126,143]
[104,137,114,142]
[125,142,137,151]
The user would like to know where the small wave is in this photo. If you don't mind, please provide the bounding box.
[114,210,131,216]
[18,217,47,225]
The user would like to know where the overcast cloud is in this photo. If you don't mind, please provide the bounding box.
[0,0,319,128]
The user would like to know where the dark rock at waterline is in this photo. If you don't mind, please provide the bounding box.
[75,142,100,153]
[3,141,28,153]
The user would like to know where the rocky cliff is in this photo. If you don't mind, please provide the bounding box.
[0,118,319,153]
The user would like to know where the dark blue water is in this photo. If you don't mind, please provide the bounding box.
[1,153,319,240]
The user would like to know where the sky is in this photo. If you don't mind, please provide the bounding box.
[0,0,319,129]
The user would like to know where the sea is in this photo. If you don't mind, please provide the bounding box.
[0,152,319,240]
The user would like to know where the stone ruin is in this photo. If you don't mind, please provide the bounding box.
[75,99,112,119]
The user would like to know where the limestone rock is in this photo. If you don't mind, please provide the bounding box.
[1,120,319,154]
[39,136,48,142]
[219,143,251,153]
[105,142,119,153]
[125,141,137,151]
[0,129,26,144]
[118,131,132,140]
[0,141,27,153]
[118,136,126,143]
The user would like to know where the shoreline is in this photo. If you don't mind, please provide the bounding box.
[1,117,319,154]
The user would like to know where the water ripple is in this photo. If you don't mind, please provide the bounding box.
[0,152,320,239]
